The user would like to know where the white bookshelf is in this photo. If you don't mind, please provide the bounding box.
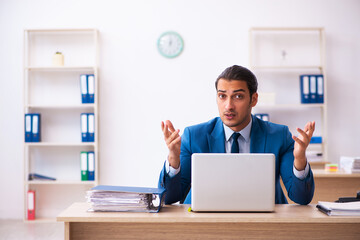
[23,28,99,221]
[249,27,328,167]
[26,181,96,185]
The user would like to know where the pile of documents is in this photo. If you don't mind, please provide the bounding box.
[339,156,360,173]
[352,158,360,173]
[86,185,166,213]
[316,201,360,216]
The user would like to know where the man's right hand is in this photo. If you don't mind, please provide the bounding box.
[161,120,181,169]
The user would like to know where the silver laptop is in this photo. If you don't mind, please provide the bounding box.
[191,153,275,212]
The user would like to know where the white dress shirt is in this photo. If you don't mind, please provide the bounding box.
[166,118,309,179]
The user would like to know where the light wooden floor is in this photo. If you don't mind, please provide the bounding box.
[0,220,64,240]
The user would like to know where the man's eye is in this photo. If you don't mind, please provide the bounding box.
[235,95,244,99]
[218,94,226,99]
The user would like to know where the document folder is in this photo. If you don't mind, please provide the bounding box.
[27,190,35,220]
[25,114,32,142]
[88,151,95,181]
[80,74,88,104]
[81,113,88,142]
[316,75,324,103]
[31,113,41,142]
[300,75,310,103]
[88,113,95,142]
[80,151,88,181]
[86,185,166,213]
[87,74,95,104]
[309,75,317,103]
[254,113,269,121]
[28,173,56,181]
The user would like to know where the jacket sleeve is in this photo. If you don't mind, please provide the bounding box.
[158,127,192,204]
[280,127,315,205]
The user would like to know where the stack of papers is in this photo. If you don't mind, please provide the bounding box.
[352,158,360,173]
[339,156,360,173]
[316,201,360,216]
[86,185,166,213]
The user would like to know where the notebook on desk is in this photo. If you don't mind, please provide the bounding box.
[191,153,275,212]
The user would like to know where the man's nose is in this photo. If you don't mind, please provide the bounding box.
[225,98,234,110]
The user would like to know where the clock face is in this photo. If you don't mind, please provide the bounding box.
[157,31,184,58]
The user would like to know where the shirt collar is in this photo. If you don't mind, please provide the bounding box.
[223,117,252,142]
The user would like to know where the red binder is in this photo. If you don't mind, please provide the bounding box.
[27,190,35,220]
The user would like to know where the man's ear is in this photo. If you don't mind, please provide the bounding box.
[251,92,258,107]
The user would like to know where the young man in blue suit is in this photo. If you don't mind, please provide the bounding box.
[159,65,315,205]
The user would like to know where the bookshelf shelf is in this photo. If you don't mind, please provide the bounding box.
[25,142,96,147]
[25,104,96,109]
[25,28,97,33]
[23,29,99,221]
[250,27,324,31]
[255,103,325,109]
[26,180,96,185]
[252,65,323,70]
[25,218,58,223]
[26,66,96,71]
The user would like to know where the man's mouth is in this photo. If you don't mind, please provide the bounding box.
[224,112,236,120]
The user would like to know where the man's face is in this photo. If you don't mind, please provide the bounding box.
[216,78,258,132]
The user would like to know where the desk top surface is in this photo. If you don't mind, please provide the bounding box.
[57,203,360,223]
[313,169,360,178]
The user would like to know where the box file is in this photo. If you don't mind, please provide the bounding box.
[254,113,269,121]
[27,190,35,220]
[88,113,95,142]
[81,113,88,142]
[317,75,324,103]
[80,151,88,181]
[25,114,32,142]
[87,74,95,104]
[309,75,317,103]
[310,136,322,144]
[300,75,310,103]
[31,113,41,142]
[88,151,95,181]
[80,74,88,104]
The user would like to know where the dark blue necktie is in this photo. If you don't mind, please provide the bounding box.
[231,132,241,153]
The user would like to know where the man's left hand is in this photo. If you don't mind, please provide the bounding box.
[292,121,315,171]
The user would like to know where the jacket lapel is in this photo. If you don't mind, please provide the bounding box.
[207,118,226,153]
[250,115,266,153]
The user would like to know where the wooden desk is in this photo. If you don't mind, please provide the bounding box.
[282,169,360,204]
[57,202,360,240]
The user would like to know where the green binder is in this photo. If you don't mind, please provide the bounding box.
[80,151,88,181]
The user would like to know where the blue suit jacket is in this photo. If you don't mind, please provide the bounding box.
[158,116,314,205]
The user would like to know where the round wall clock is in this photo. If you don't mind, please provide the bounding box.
[157,31,184,58]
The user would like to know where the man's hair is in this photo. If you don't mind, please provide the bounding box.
[215,65,258,97]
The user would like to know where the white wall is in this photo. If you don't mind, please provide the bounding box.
[1,0,359,219]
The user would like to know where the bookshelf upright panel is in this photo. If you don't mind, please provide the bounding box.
[23,29,99,221]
